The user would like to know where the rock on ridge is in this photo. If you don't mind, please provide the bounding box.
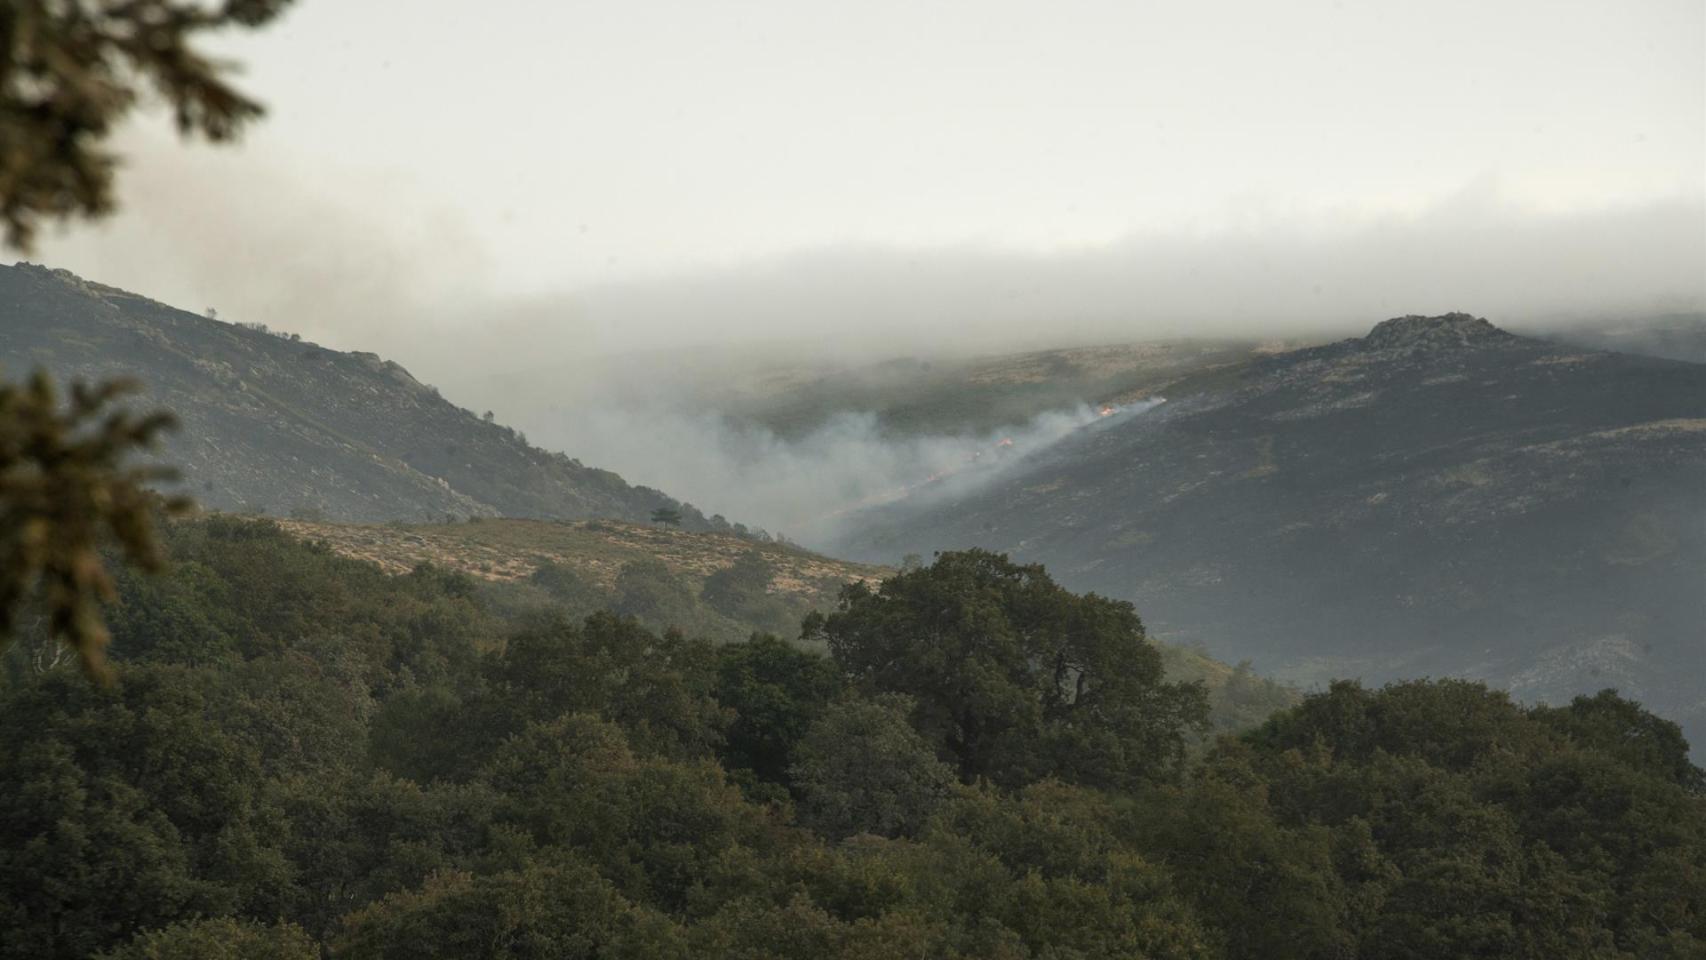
[1360,313,1515,352]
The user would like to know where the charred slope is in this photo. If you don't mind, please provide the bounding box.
[841,314,1706,741]
[1540,311,1706,365]
[0,263,718,526]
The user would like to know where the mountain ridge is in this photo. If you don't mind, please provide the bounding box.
[0,262,736,530]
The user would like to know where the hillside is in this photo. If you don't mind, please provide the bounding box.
[1541,311,1706,365]
[0,262,721,526]
[840,314,1706,743]
[275,516,878,593]
[694,338,1288,440]
[268,514,1296,727]
[276,515,884,641]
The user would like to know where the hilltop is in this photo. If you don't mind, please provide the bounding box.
[841,313,1706,743]
[0,263,722,527]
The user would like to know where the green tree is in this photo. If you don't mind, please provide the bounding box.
[335,860,688,960]
[1531,688,1705,791]
[611,558,702,634]
[894,781,1219,960]
[0,374,188,679]
[95,918,318,960]
[701,551,792,635]
[713,634,844,785]
[477,714,781,915]
[1131,743,1360,960]
[810,549,1207,790]
[651,506,684,527]
[273,771,499,946]
[526,561,611,618]
[0,667,292,960]
[484,612,726,762]
[790,695,955,840]
[1222,679,1706,959]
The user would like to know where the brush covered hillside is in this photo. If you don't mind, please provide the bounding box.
[276,516,887,643]
[0,263,719,526]
[273,514,1297,731]
[841,314,1706,744]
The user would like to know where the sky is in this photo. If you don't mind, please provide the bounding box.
[24,0,1706,370]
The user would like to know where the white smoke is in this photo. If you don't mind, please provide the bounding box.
[531,399,1163,545]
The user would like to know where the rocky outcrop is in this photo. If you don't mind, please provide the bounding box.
[1359,312,1517,352]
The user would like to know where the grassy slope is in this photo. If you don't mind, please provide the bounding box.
[275,516,884,644]
[276,516,882,603]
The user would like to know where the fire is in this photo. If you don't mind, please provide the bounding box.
[997,437,1014,447]
[1098,405,1117,417]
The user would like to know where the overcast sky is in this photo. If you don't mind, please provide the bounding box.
[26,0,1706,366]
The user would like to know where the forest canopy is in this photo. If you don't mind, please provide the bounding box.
[0,517,1700,959]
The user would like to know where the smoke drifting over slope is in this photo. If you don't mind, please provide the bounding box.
[530,400,1159,545]
[30,160,1704,546]
[412,195,1702,540]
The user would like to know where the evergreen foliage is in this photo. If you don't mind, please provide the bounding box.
[0,373,187,679]
[811,549,1208,790]
[0,519,1699,958]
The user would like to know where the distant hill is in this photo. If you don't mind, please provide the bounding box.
[0,263,725,527]
[840,314,1706,744]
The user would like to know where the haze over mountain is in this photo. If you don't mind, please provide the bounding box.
[836,314,1706,744]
